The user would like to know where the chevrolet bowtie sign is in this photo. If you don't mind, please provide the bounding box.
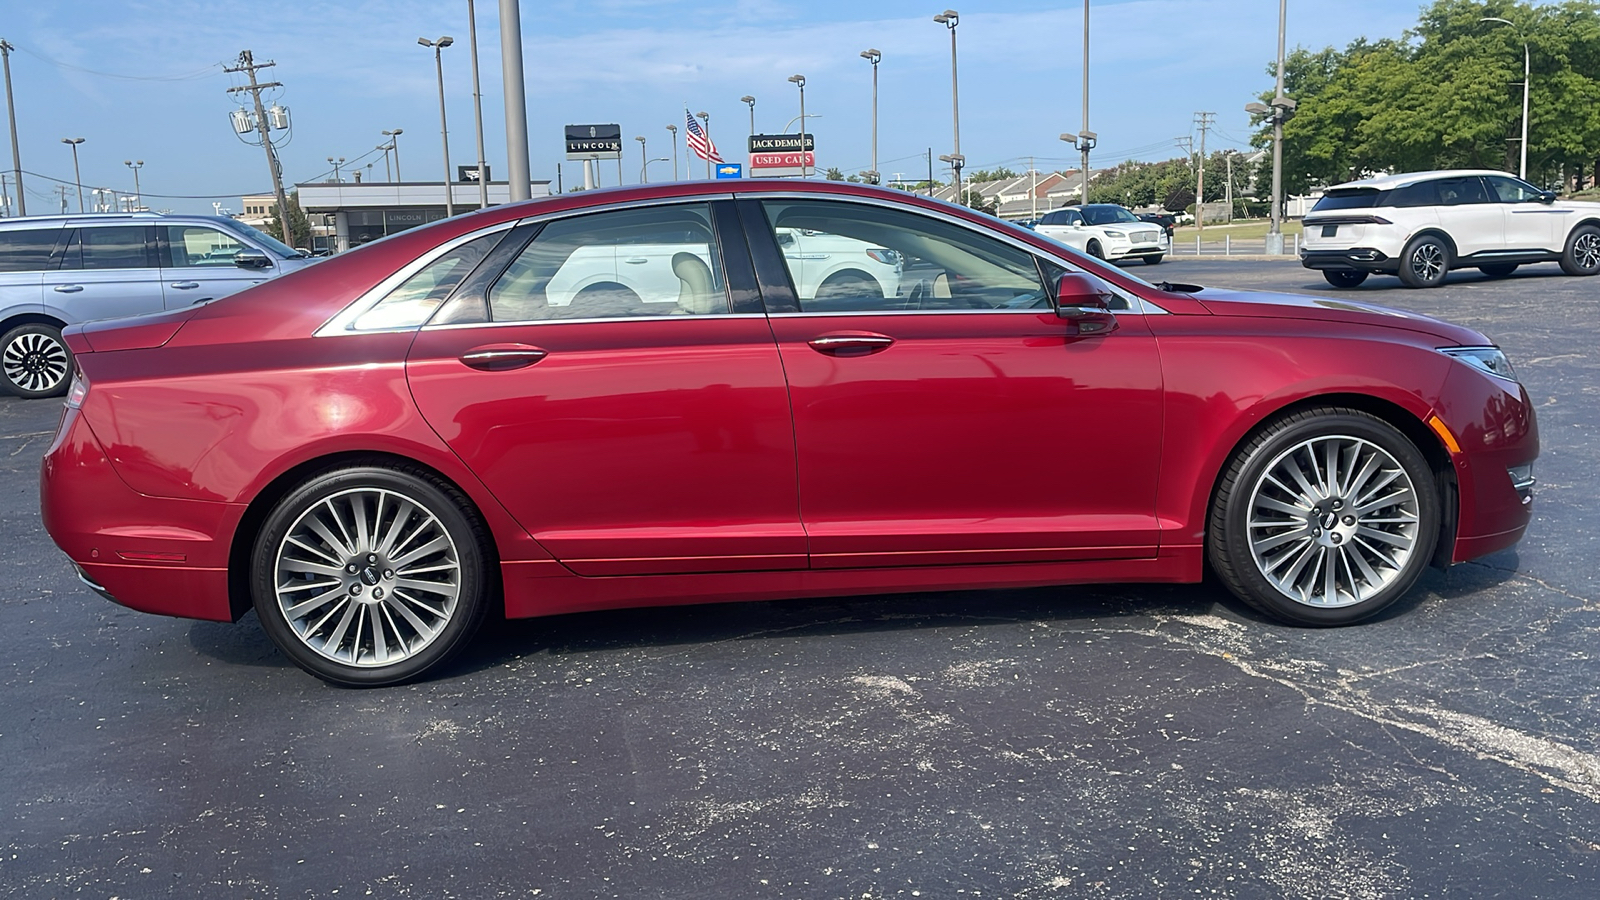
[747,133,815,153]
[564,124,623,160]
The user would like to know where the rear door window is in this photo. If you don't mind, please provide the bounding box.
[0,228,61,272]
[59,226,155,270]
[1388,181,1441,208]
[1437,177,1491,206]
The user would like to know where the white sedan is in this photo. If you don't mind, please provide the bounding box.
[1034,204,1168,265]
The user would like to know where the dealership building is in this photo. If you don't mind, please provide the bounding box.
[294,178,553,252]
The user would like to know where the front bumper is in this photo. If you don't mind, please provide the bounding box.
[1300,247,1396,273]
[1433,364,1540,564]
[1107,240,1167,261]
[41,406,241,622]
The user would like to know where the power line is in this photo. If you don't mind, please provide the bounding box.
[20,169,267,199]
[14,43,220,82]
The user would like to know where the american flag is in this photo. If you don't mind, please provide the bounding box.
[685,109,723,163]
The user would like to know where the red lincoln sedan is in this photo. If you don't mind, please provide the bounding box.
[40,181,1537,685]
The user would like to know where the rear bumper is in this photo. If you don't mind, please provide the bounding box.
[41,406,241,622]
[1300,248,1396,273]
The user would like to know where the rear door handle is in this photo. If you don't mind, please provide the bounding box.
[623,257,649,264]
[170,281,201,289]
[53,284,83,293]
[460,344,549,371]
[806,332,895,356]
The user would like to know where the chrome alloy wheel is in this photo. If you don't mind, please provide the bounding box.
[1409,242,1445,283]
[274,487,460,667]
[1575,232,1600,270]
[1245,435,1421,608]
[2,330,70,394]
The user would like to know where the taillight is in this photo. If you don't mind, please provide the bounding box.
[65,370,88,409]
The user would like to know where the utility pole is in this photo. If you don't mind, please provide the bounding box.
[225,50,293,246]
[55,184,67,214]
[1224,150,1233,223]
[0,39,24,215]
[1029,155,1037,221]
[1193,111,1214,244]
[467,0,489,209]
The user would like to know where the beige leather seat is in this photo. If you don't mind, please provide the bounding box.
[671,252,721,314]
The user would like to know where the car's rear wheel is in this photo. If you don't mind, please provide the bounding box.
[1559,224,1600,276]
[1208,407,1439,626]
[1397,235,1450,288]
[816,271,881,301]
[1,323,72,399]
[1478,263,1518,278]
[1322,270,1368,289]
[251,465,491,686]
[1143,255,1164,266]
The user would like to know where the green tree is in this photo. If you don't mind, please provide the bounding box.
[267,190,313,250]
[824,166,846,181]
[966,166,1017,183]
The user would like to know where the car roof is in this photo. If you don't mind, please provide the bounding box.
[0,212,254,231]
[1325,169,1520,192]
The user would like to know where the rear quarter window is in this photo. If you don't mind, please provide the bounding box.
[0,228,61,273]
[1389,181,1441,208]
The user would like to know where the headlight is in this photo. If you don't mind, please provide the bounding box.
[1104,230,1128,240]
[1440,346,1518,383]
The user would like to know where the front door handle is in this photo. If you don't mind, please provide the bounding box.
[460,344,549,371]
[170,281,201,289]
[623,257,649,264]
[53,284,84,293]
[806,332,895,356]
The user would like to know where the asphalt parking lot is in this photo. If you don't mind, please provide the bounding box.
[3,259,1597,899]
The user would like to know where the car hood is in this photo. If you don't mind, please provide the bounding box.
[1189,286,1489,345]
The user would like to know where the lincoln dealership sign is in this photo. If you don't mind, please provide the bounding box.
[564,124,623,160]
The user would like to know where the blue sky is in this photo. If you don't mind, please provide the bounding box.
[2,0,1435,213]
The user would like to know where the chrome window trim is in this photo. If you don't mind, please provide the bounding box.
[423,313,754,331]
[315,221,518,337]
[766,309,1057,318]
[747,191,1166,315]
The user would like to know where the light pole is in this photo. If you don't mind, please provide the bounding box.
[697,111,712,179]
[123,160,143,211]
[1074,0,1094,204]
[418,36,456,216]
[466,0,489,208]
[741,95,756,141]
[326,156,345,182]
[61,138,85,213]
[665,124,679,181]
[1481,16,1530,181]
[378,143,392,181]
[641,156,667,182]
[787,74,807,177]
[383,128,405,180]
[635,135,647,183]
[932,10,960,201]
[1,39,24,215]
[1247,0,1295,254]
[860,49,881,185]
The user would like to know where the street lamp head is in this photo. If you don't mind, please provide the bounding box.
[787,74,805,87]
[635,135,645,143]
[437,36,454,48]
[1244,102,1271,115]
[417,37,432,46]
[740,95,755,104]
[696,111,709,120]
[861,49,881,63]
[62,137,84,145]
[934,10,958,26]
[666,124,677,133]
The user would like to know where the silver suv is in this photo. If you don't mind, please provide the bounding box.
[0,212,315,397]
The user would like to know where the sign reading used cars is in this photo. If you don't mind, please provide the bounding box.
[564,124,623,160]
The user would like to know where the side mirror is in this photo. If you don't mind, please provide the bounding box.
[234,251,273,269]
[1053,272,1118,336]
[1539,190,1557,204]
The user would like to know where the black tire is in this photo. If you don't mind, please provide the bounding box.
[1322,270,1369,289]
[1207,407,1440,626]
[1,322,73,399]
[1559,223,1600,276]
[251,464,492,686]
[1085,241,1105,260]
[1397,234,1450,288]
[1143,255,1164,266]
[1478,263,1518,278]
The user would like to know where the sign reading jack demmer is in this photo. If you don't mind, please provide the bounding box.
[564,124,623,160]
[748,133,815,178]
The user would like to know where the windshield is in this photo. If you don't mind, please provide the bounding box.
[1312,189,1385,212]
[1081,206,1140,226]
[228,220,301,259]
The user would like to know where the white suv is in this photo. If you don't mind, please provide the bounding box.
[1300,169,1600,288]
[1034,204,1168,264]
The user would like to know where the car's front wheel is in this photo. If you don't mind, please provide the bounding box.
[1560,224,1600,276]
[1322,270,1368,289]
[1085,241,1105,260]
[1208,407,1439,626]
[251,464,492,686]
[1143,255,1164,266]
[1,323,72,399]
[1397,235,1450,288]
